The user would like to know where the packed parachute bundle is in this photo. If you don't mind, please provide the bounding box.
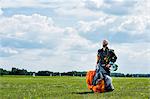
[86,64,118,92]
[86,70,105,92]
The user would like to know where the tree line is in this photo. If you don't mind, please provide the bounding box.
[0,67,150,77]
[0,67,87,76]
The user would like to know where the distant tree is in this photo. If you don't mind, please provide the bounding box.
[37,71,53,76]
[53,72,59,76]
[10,67,28,75]
[0,68,3,75]
[0,68,10,75]
[11,67,17,75]
[0,67,150,77]
[111,73,125,77]
[126,74,132,77]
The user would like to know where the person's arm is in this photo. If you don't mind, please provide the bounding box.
[96,55,100,64]
[106,49,117,68]
[96,50,101,64]
[110,50,117,63]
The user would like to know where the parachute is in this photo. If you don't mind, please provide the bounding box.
[86,64,118,92]
[86,70,105,93]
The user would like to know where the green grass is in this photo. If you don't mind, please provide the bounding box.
[0,76,150,99]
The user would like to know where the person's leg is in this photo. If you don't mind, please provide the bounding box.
[104,75,114,91]
[92,67,104,86]
[92,72,104,85]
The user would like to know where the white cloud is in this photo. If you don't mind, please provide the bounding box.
[110,0,150,36]
[54,6,105,19]
[0,47,19,57]
[84,0,110,9]
[111,42,150,73]
[132,0,150,16]
[0,0,150,73]
[0,14,98,72]
[0,0,56,8]
[77,0,150,40]
[0,8,3,15]
[113,15,150,35]
[84,0,137,15]
[0,14,64,42]
[114,0,150,35]
[0,14,95,51]
[0,0,85,9]
[78,15,116,32]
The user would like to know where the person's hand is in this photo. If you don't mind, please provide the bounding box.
[106,64,111,68]
[95,64,98,69]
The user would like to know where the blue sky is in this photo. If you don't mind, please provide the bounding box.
[0,0,150,73]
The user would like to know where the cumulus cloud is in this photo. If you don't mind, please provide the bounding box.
[77,0,150,42]
[111,42,150,73]
[0,0,58,8]
[54,3,105,19]
[0,0,150,73]
[84,0,137,15]
[0,8,3,15]
[114,16,150,35]
[78,15,116,32]
[0,14,65,48]
[132,0,150,16]
[0,13,98,72]
[0,14,94,51]
[112,0,150,35]
[0,47,19,57]
[84,0,110,10]
[0,0,85,10]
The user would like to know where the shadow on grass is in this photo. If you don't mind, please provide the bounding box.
[71,91,94,94]
[72,90,113,95]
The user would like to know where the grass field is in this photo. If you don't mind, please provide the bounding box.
[0,76,150,99]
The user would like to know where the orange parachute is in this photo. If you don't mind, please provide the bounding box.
[86,70,105,93]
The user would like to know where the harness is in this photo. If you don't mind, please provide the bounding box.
[98,48,110,66]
